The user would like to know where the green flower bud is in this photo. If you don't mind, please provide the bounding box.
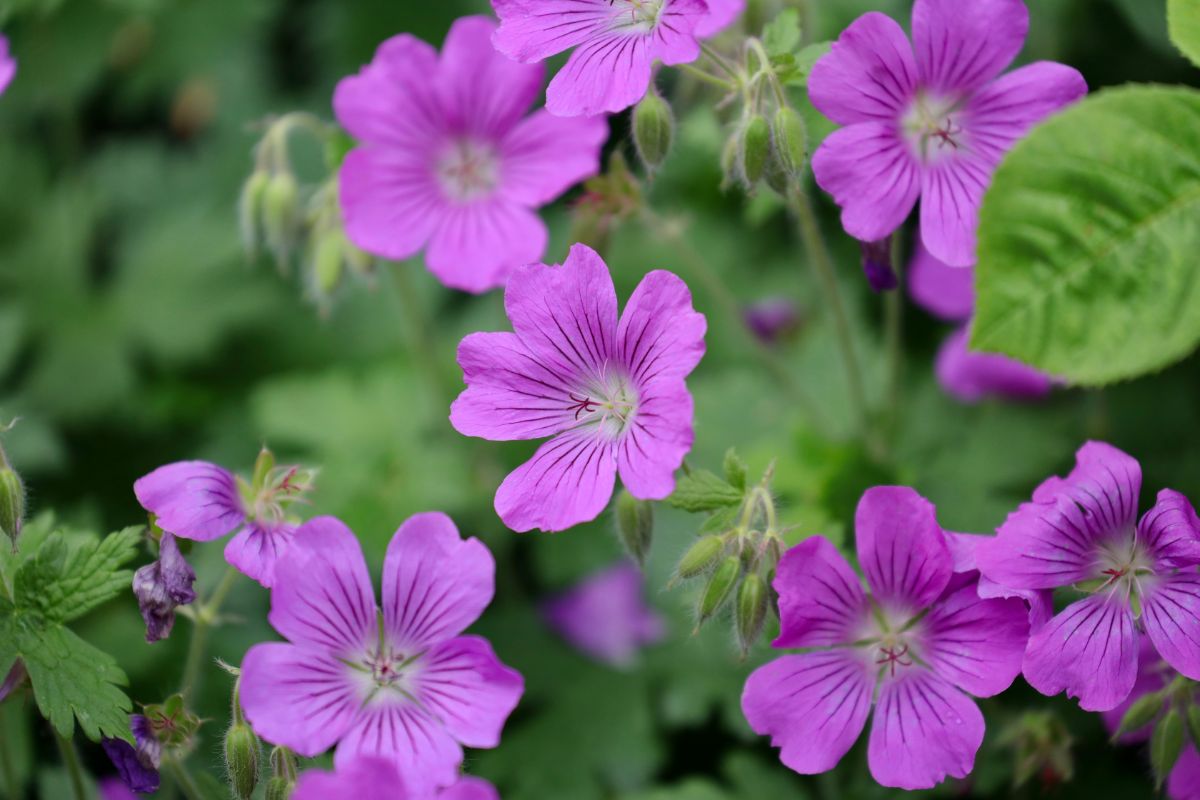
[719,133,740,191]
[697,556,740,624]
[265,776,295,800]
[344,239,373,277]
[238,170,271,259]
[0,465,24,543]
[313,229,346,296]
[763,152,791,196]
[676,535,724,580]
[1188,704,1200,751]
[772,106,808,181]
[615,489,654,567]
[224,723,261,800]
[1114,690,1164,740]
[739,115,772,188]
[1152,708,1185,788]
[735,572,769,655]
[633,89,674,172]
[263,172,300,264]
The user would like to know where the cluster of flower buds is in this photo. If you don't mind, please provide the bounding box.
[569,152,643,256]
[1114,673,1200,787]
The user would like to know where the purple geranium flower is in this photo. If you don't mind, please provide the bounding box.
[808,0,1087,266]
[978,442,1200,711]
[0,35,15,96]
[492,0,709,117]
[742,486,1029,790]
[743,297,802,346]
[543,561,665,667]
[293,756,498,800]
[131,532,197,643]
[335,16,607,293]
[450,243,706,532]
[101,715,161,795]
[239,513,523,795]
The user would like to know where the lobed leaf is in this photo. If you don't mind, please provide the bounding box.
[1169,0,1200,68]
[15,527,141,623]
[666,470,744,512]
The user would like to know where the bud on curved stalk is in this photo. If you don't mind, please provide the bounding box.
[238,170,271,259]
[313,228,347,297]
[676,535,725,582]
[616,490,654,567]
[1151,708,1185,788]
[263,172,300,269]
[771,106,808,182]
[224,722,261,800]
[266,776,294,800]
[719,134,740,191]
[697,556,740,628]
[0,462,23,544]
[1114,690,1165,740]
[1189,703,1200,750]
[266,746,298,800]
[738,115,772,189]
[735,572,769,656]
[633,88,674,174]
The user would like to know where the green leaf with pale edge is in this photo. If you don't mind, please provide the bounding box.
[972,86,1200,385]
[666,470,743,512]
[15,527,140,622]
[1169,0,1200,67]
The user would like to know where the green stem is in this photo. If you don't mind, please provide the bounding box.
[677,62,735,91]
[164,758,206,800]
[53,731,86,800]
[181,564,239,700]
[390,265,455,407]
[699,41,740,81]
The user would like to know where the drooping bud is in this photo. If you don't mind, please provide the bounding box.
[719,133,740,191]
[743,297,803,346]
[676,535,725,581]
[859,237,897,292]
[132,532,197,643]
[262,171,300,266]
[313,229,347,297]
[1189,704,1200,750]
[615,490,654,567]
[738,115,772,188]
[1113,690,1165,740]
[238,170,271,259]
[771,106,808,182]
[697,556,740,625]
[1151,708,1185,788]
[632,88,674,173]
[266,746,298,800]
[735,572,769,655]
[266,777,295,800]
[224,722,262,800]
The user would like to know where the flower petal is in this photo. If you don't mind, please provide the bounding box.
[694,0,744,38]
[492,0,615,62]
[133,461,245,542]
[269,516,377,656]
[339,148,441,262]
[906,238,974,322]
[332,34,443,149]
[1022,594,1137,711]
[935,325,1054,403]
[292,757,406,800]
[811,122,921,243]
[1100,635,1167,743]
[1141,571,1200,681]
[917,579,1028,697]
[1168,745,1200,800]
[240,643,360,756]
[911,0,1028,96]
[616,380,694,500]
[741,651,872,776]
[856,486,953,611]
[494,430,617,532]
[500,110,609,205]
[425,200,548,294]
[441,777,500,800]
[415,635,524,748]
[334,703,463,795]
[223,522,295,588]
[542,561,664,667]
[964,61,1088,164]
[807,12,918,125]
[617,269,707,388]
[438,16,544,139]
[1138,489,1200,569]
[918,154,992,267]
[545,31,656,117]
[867,667,984,790]
[773,536,869,649]
[382,512,495,651]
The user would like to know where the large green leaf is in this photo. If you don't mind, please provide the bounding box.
[1170,0,1200,67]
[972,85,1200,385]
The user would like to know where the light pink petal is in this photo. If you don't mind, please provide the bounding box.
[425,200,548,294]
[494,430,617,532]
[500,110,609,205]
[855,486,953,611]
[811,122,921,243]
[415,635,524,748]
[133,461,245,542]
[1168,746,1200,800]
[334,703,463,795]
[240,643,360,757]
[616,380,693,500]
[438,16,544,138]
[292,757,408,800]
[918,579,1027,697]
[450,331,579,441]
[965,61,1088,164]
[491,0,614,62]
[269,516,377,656]
[694,0,744,38]
[867,668,984,790]
[441,777,500,800]
[918,154,992,267]
[542,561,665,667]
[936,325,1054,403]
[1022,594,1137,711]
[339,148,441,262]
[223,522,295,588]
[1141,572,1200,681]
[1138,489,1200,569]
[333,34,443,149]
[807,12,918,125]
[773,536,869,649]
[383,512,495,650]
[906,238,974,322]
[546,32,656,117]
[911,0,1028,96]
[617,269,707,387]
[741,651,872,775]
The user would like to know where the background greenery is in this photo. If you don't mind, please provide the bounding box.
[1,0,1199,797]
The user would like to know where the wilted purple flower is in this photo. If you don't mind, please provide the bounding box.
[695,0,745,37]
[239,513,523,795]
[293,756,498,800]
[450,243,706,532]
[743,297,802,345]
[543,561,665,667]
[101,715,161,795]
[131,532,196,643]
[808,0,1087,266]
[742,487,1029,790]
[0,35,15,96]
[335,16,607,293]
[978,442,1200,711]
[859,238,897,292]
[492,0,709,117]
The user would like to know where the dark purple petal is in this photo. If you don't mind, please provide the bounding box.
[102,716,161,795]
[0,662,25,702]
[743,298,803,345]
[132,533,197,644]
[860,237,897,292]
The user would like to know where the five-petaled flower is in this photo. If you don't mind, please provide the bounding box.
[335,15,608,293]
[239,513,523,795]
[542,561,665,667]
[808,0,1087,266]
[741,486,1030,790]
[450,243,706,532]
[293,756,498,800]
[978,441,1200,711]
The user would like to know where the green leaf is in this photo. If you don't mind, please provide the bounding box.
[1170,0,1200,67]
[972,86,1200,385]
[762,9,802,57]
[666,470,743,512]
[15,527,140,623]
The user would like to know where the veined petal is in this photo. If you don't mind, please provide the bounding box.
[616,380,693,500]
[741,651,872,776]
[339,148,442,263]
[617,269,707,387]
[773,536,869,649]
[441,777,500,800]
[335,702,463,795]
[223,522,295,588]
[500,110,609,206]
[425,200,548,294]
[1100,635,1168,743]
[1023,594,1137,711]
[438,16,544,139]
[333,34,443,149]
[856,486,953,611]
[917,579,1027,697]
[1141,572,1200,681]
[292,757,408,800]
[546,30,655,117]
[240,643,360,757]
[133,461,245,542]
[494,430,617,532]
[808,12,918,124]
[911,0,1028,96]
[1139,489,1200,570]
[414,636,524,748]
[964,61,1088,164]
[918,154,992,267]
[492,0,616,62]
[867,667,984,790]
[382,513,495,651]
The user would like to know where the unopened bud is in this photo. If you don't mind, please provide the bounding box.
[771,106,807,181]
[313,229,346,296]
[343,239,373,277]
[1151,708,1185,788]
[676,535,724,580]
[738,115,771,188]
[224,723,261,800]
[0,464,24,543]
[265,776,294,800]
[735,572,769,655]
[697,556,740,625]
[238,170,271,258]
[615,490,654,567]
[263,172,299,264]
[859,237,897,292]
[763,153,790,196]
[1114,691,1164,740]
[1189,704,1200,750]
[633,89,674,172]
[720,134,740,191]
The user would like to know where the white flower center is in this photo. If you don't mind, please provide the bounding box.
[567,367,639,439]
[902,92,967,163]
[607,0,666,34]
[1092,531,1157,606]
[436,138,500,202]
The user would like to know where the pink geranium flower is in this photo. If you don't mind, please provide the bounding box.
[808,0,1086,266]
[239,514,524,794]
[293,757,498,800]
[450,243,706,532]
[741,487,1030,790]
[335,16,608,293]
[543,561,665,667]
[491,0,711,117]
[978,442,1200,711]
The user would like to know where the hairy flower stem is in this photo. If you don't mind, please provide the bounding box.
[53,731,86,800]
[165,758,205,800]
[181,564,239,701]
[677,63,735,91]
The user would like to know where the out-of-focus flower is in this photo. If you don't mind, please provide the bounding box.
[335,16,607,293]
[543,561,665,667]
[99,778,139,800]
[492,0,709,117]
[859,238,897,292]
[907,240,974,322]
[132,532,197,643]
[292,756,499,800]
[978,442,1200,711]
[239,514,523,795]
[450,243,706,532]
[743,297,803,345]
[742,487,1029,789]
[101,715,161,795]
[0,35,15,96]
[808,0,1086,266]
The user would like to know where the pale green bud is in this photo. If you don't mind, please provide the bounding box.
[224,723,261,800]
[615,490,654,567]
[735,572,769,655]
[739,115,771,187]
[698,556,740,624]
[633,89,674,172]
[263,172,300,264]
[677,535,724,580]
[238,170,271,258]
[771,106,808,181]
[1114,690,1164,740]
[1152,708,1185,788]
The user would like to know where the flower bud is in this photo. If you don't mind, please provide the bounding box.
[697,556,740,625]
[738,115,772,188]
[615,489,654,567]
[859,237,897,292]
[263,171,300,265]
[676,535,724,580]
[633,88,674,173]
[735,572,769,655]
[238,170,271,258]
[269,746,298,782]
[0,462,24,544]
[1114,690,1164,739]
[719,133,740,191]
[224,722,261,800]
[1151,708,1185,788]
[763,153,791,196]
[771,106,807,181]
[265,776,295,800]
[313,229,346,297]
[1189,704,1200,750]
